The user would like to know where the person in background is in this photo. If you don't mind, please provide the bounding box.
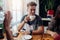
[18,2,44,35]
[47,5,60,40]
[0,7,3,10]
[4,11,14,40]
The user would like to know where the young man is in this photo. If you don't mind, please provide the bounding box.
[18,2,44,35]
[47,5,60,40]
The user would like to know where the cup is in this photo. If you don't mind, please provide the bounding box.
[29,15,36,21]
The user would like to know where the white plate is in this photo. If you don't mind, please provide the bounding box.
[23,35,32,40]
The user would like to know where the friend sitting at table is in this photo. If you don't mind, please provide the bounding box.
[47,5,60,40]
[18,2,44,35]
[4,11,14,40]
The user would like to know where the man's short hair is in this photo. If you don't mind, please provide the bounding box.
[27,2,37,7]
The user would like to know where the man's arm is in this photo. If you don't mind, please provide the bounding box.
[18,21,25,31]
[18,16,30,31]
[32,26,44,35]
[31,16,44,35]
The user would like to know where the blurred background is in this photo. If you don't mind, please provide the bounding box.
[0,0,60,33]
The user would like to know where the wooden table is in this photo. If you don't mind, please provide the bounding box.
[32,34,54,40]
[31,35,42,40]
[0,32,54,40]
[42,34,54,40]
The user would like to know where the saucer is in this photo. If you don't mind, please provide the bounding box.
[23,35,32,40]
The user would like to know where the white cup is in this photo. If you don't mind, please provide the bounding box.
[29,15,36,21]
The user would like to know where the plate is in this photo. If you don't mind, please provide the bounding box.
[23,35,32,40]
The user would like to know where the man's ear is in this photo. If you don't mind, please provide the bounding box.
[27,7,29,11]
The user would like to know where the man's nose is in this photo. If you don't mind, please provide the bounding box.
[32,10,35,13]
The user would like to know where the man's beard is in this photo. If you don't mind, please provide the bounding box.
[56,18,60,26]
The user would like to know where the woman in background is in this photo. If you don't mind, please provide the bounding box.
[4,11,14,40]
[47,5,60,40]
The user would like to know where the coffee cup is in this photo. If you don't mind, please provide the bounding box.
[29,15,36,21]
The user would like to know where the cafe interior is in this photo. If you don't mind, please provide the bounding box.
[0,0,60,40]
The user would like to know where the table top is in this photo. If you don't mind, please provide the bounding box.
[0,32,54,40]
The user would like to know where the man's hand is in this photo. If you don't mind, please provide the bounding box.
[24,16,30,23]
[51,32,59,38]
[18,16,30,31]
